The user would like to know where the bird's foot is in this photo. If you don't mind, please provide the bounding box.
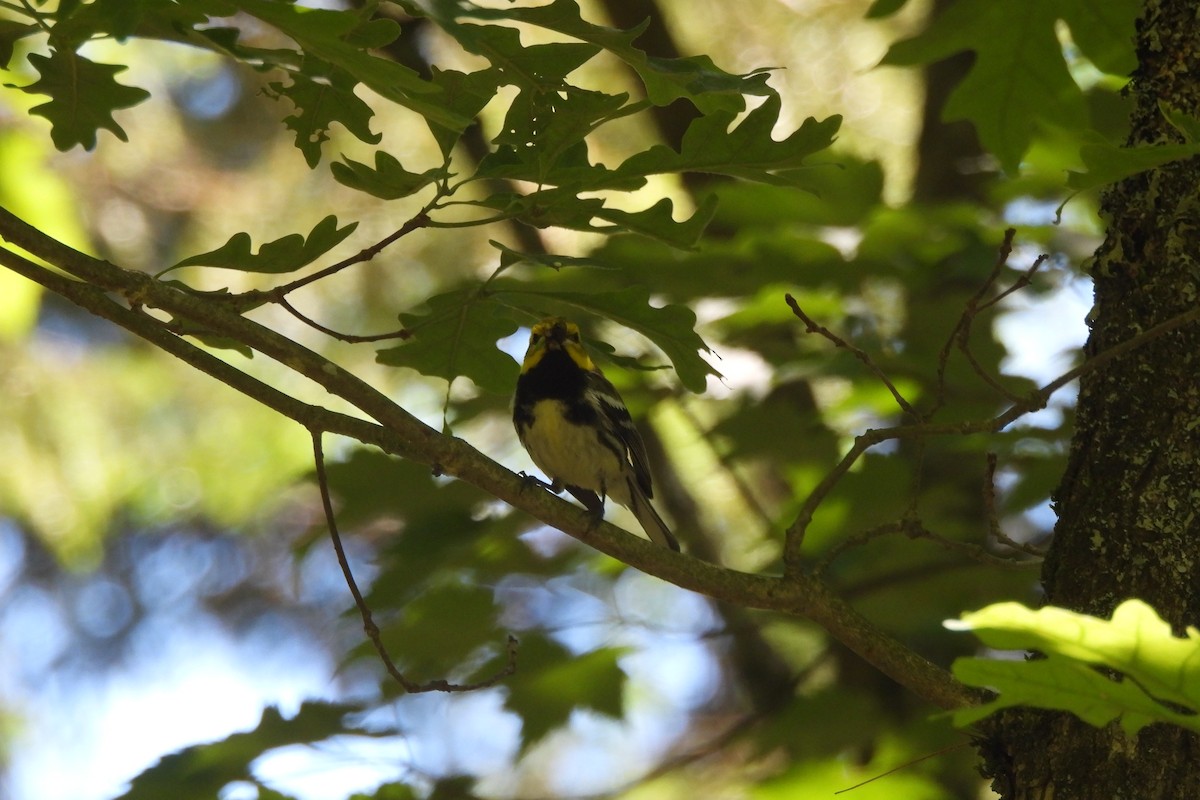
[518,472,560,493]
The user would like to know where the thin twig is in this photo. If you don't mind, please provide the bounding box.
[932,228,1018,416]
[815,517,1036,576]
[978,254,1047,312]
[272,211,433,297]
[310,430,518,693]
[277,296,410,343]
[899,516,1040,570]
[834,740,973,794]
[783,298,1200,570]
[785,293,918,418]
[953,252,1051,405]
[983,453,1048,557]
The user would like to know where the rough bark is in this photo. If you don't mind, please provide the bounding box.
[982,1,1200,796]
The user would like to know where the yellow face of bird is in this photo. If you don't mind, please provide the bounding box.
[521,317,595,373]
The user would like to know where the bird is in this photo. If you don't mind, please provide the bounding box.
[513,317,679,551]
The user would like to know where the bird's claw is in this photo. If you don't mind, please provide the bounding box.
[517,471,560,493]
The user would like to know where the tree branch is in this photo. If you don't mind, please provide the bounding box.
[0,208,978,711]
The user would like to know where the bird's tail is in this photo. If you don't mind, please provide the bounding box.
[627,481,679,551]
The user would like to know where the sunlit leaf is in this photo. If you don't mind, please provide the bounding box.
[949,600,1200,735]
[166,215,358,274]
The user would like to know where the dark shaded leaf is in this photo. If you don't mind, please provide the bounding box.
[268,59,382,168]
[492,283,718,392]
[491,241,615,271]
[351,783,419,800]
[366,582,501,679]
[118,703,362,800]
[412,0,772,113]
[592,195,717,248]
[377,292,521,393]
[233,0,471,131]
[0,20,38,68]
[332,152,449,199]
[13,49,150,151]
[493,634,625,750]
[612,94,840,185]
[166,215,357,274]
[880,0,1134,173]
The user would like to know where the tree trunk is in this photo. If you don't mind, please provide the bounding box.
[982,0,1200,796]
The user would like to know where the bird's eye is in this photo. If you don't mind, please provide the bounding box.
[530,331,542,342]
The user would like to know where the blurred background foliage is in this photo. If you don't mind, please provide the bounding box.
[0,0,1121,798]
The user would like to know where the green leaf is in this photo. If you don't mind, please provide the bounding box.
[493,283,718,392]
[479,189,713,245]
[882,0,1096,173]
[1162,106,1200,144]
[44,0,237,45]
[1059,0,1140,76]
[495,635,626,750]
[428,778,479,800]
[411,0,772,113]
[268,59,382,168]
[377,292,521,393]
[592,195,718,248]
[949,600,1200,735]
[425,66,505,157]
[490,241,614,272]
[478,187,607,231]
[951,656,1172,735]
[1066,140,1200,191]
[12,49,150,151]
[612,94,841,185]
[0,20,38,69]
[166,215,358,274]
[232,0,471,132]
[351,783,418,800]
[865,0,911,19]
[480,87,638,186]
[445,22,601,92]
[369,581,501,679]
[118,703,362,800]
[322,451,489,604]
[332,152,448,199]
[506,0,772,110]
